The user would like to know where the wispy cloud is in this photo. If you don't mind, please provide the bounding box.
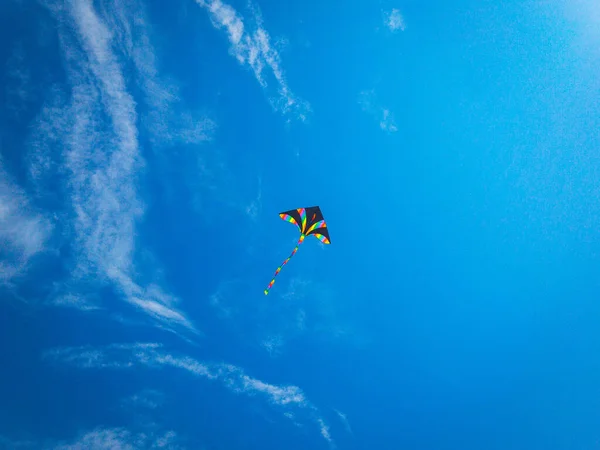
[334,409,353,435]
[384,8,405,32]
[45,342,334,445]
[380,108,398,132]
[261,334,284,357]
[1,424,181,450]
[5,42,36,117]
[245,176,262,220]
[36,0,197,334]
[358,89,398,133]
[100,0,265,228]
[50,293,101,311]
[52,427,182,450]
[0,427,185,450]
[195,0,310,122]
[100,0,225,229]
[121,389,165,411]
[25,87,70,205]
[0,156,52,285]
[317,417,333,445]
[101,0,216,147]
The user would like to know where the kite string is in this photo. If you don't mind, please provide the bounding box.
[264,234,305,295]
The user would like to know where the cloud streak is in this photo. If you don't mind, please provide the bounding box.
[101,0,262,230]
[52,427,181,450]
[50,293,102,311]
[36,0,197,333]
[45,342,334,446]
[334,409,353,435]
[103,0,216,147]
[0,156,52,285]
[1,423,181,449]
[196,0,310,121]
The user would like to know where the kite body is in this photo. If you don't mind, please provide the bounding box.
[264,206,331,295]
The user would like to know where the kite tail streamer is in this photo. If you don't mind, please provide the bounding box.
[264,234,305,295]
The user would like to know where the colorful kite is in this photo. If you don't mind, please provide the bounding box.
[264,206,331,295]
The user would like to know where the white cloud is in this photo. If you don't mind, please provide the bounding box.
[245,176,262,220]
[52,427,182,450]
[0,157,52,285]
[334,409,352,435]
[101,0,216,147]
[380,108,398,132]
[317,418,333,445]
[50,293,101,311]
[122,389,165,410]
[86,0,221,228]
[358,89,398,133]
[25,89,69,200]
[1,421,181,449]
[261,334,284,357]
[195,0,310,121]
[43,343,155,369]
[99,0,264,227]
[384,8,405,32]
[233,371,307,406]
[2,426,182,450]
[45,343,334,445]
[36,0,197,334]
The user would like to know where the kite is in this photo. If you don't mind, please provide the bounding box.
[264,206,331,295]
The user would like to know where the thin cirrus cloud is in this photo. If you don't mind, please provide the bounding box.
[2,426,181,449]
[53,427,181,450]
[384,8,406,32]
[33,0,198,333]
[44,342,334,446]
[334,409,353,435]
[195,0,310,122]
[101,0,216,147]
[121,389,165,411]
[50,293,102,311]
[358,89,398,133]
[103,0,268,225]
[0,156,52,285]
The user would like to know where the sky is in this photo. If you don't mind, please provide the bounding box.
[1,0,600,448]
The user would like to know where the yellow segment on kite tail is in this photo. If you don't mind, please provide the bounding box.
[264,234,305,295]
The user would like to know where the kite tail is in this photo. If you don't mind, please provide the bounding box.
[264,234,305,295]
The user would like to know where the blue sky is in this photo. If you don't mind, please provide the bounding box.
[2,0,600,448]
